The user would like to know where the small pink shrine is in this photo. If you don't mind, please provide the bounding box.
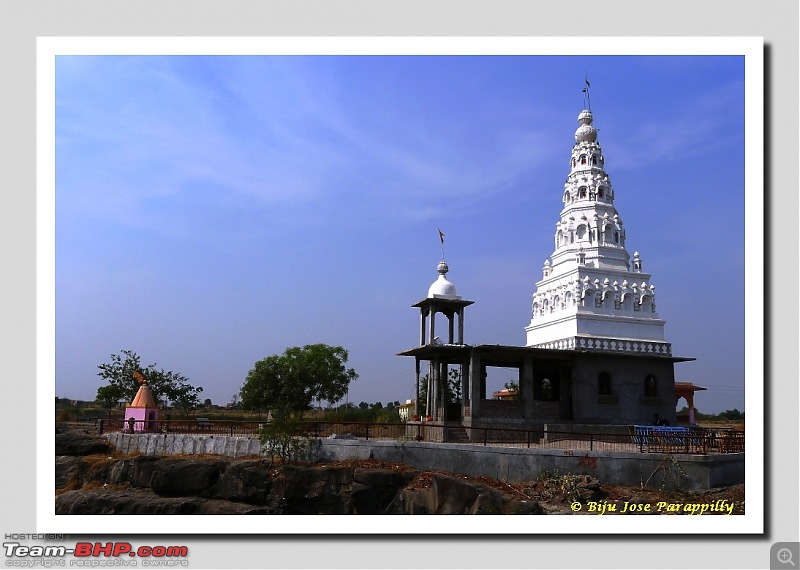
[124,372,160,432]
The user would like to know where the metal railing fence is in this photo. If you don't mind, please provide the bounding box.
[87,418,744,455]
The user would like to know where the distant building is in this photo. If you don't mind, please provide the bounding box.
[397,400,415,422]
[398,91,693,431]
[491,389,517,401]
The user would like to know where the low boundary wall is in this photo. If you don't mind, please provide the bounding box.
[104,433,744,490]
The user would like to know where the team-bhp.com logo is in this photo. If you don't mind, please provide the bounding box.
[4,541,189,566]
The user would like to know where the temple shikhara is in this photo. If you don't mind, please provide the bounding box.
[399,90,694,437]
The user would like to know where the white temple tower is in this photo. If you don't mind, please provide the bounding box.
[525,104,671,356]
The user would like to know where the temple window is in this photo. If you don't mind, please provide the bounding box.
[541,378,553,400]
[644,375,657,398]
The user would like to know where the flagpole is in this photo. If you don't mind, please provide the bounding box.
[438,228,445,260]
[583,76,592,111]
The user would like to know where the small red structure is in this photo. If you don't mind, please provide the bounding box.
[675,382,706,426]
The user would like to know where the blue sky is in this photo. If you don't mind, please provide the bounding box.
[55,53,747,414]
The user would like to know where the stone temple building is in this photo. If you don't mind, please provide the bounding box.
[398,96,693,433]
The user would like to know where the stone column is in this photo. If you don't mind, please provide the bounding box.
[461,356,470,420]
[414,358,420,418]
[419,309,426,346]
[429,309,436,345]
[432,356,440,421]
[448,313,455,344]
[458,308,464,344]
[522,358,534,420]
[469,351,482,420]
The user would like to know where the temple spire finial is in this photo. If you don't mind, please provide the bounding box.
[582,76,592,112]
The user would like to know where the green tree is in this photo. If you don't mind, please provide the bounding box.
[96,349,203,417]
[719,408,744,421]
[447,368,462,403]
[503,380,520,400]
[240,344,358,417]
[95,384,124,418]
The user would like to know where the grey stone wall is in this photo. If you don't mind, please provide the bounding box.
[104,433,743,490]
[570,355,677,424]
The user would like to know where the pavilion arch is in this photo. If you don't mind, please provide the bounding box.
[602,224,614,243]
[621,292,634,311]
[639,294,653,313]
[576,224,588,241]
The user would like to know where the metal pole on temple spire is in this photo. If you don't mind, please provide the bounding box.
[582,76,592,111]
[438,228,445,260]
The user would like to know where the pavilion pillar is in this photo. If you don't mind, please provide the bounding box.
[469,351,482,420]
[448,313,455,344]
[419,310,426,346]
[414,358,421,418]
[440,360,448,420]
[687,393,696,426]
[429,310,436,344]
[431,356,442,421]
[458,308,464,344]
[461,356,470,420]
[522,358,534,419]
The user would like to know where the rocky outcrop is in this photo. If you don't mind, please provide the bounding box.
[56,425,113,456]
[52,427,546,514]
[55,450,539,515]
[389,473,541,515]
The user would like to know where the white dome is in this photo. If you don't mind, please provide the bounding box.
[575,109,597,143]
[427,260,460,299]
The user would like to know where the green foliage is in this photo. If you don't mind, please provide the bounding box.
[676,406,745,422]
[240,344,358,417]
[96,384,125,417]
[320,405,400,423]
[417,369,462,415]
[447,368,462,403]
[503,380,520,400]
[258,414,310,465]
[719,408,744,420]
[96,349,203,417]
